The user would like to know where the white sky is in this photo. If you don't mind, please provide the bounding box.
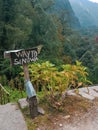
[89,0,98,3]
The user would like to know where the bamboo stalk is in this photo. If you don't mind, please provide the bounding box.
[0,84,10,104]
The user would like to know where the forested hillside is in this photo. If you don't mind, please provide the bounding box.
[0,0,80,54]
[69,0,98,27]
[0,0,98,84]
[48,0,80,29]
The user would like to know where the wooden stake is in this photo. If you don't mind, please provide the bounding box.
[23,64,30,81]
[23,63,38,119]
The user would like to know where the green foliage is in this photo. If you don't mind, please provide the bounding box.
[0,75,8,86]
[0,0,98,86]
[5,86,26,102]
[0,58,23,86]
[27,61,91,110]
[0,84,26,104]
[0,69,25,103]
[61,61,92,88]
[93,53,98,83]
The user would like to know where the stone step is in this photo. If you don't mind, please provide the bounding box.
[78,90,95,100]
[0,103,27,130]
[67,86,98,100]
[79,87,98,97]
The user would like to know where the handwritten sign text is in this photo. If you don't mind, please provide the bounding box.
[11,48,38,65]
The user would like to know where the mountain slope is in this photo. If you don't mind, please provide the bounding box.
[49,0,81,29]
[69,0,98,27]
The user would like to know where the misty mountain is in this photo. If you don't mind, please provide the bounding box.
[69,0,98,27]
[49,0,81,29]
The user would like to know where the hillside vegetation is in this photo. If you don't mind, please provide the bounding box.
[69,0,98,27]
[0,0,98,92]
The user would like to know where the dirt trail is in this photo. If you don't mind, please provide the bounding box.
[56,105,98,130]
[1,86,98,130]
[0,102,98,130]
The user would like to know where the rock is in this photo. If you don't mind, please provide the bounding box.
[38,107,45,115]
[0,103,27,130]
[92,86,98,91]
[78,90,95,100]
[83,87,98,97]
[66,90,77,96]
[65,86,98,100]
[36,128,40,130]
[63,115,70,120]
[59,124,63,127]
[18,97,40,109]
[18,98,29,109]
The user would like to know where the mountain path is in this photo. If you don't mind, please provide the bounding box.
[1,86,98,130]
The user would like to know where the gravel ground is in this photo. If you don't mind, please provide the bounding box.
[1,86,98,130]
[57,105,98,130]
[0,103,27,130]
[0,103,98,130]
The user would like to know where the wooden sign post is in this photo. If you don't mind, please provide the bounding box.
[4,46,42,119]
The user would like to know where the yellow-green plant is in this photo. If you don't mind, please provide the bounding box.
[61,61,92,89]
[28,61,57,92]
[27,61,91,110]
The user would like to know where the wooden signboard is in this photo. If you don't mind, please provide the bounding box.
[4,47,41,66]
[4,45,42,119]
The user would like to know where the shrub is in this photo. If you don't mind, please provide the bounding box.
[26,61,91,110]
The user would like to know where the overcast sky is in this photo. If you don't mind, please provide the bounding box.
[89,0,98,3]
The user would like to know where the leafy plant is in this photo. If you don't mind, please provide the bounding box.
[5,86,26,102]
[61,61,92,89]
[27,61,91,110]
